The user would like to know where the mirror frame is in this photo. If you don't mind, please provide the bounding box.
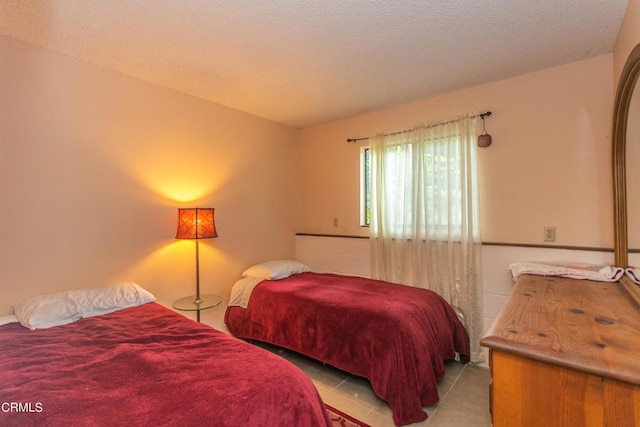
[613,42,640,304]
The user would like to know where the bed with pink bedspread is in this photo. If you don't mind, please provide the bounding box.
[225,271,470,426]
[0,302,331,426]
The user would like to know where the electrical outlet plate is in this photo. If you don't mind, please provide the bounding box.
[544,226,556,242]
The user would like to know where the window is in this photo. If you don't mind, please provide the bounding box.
[365,117,481,241]
[361,141,470,235]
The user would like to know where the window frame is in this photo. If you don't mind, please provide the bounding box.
[360,146,371,227]
[362,134,477,240]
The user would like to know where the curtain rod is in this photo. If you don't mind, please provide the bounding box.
[346,111,492,143]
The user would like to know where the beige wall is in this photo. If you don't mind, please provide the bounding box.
[0,36,300,329]
[299,54,614,249]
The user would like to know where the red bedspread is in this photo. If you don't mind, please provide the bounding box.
[225,272,470,426]
[0,302,331,427]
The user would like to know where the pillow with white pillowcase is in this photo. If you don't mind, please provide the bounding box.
[242,260,310,280]
[13,282,156,330]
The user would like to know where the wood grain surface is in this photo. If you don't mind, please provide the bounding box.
[482,275,640,426]
[481,274,640,385]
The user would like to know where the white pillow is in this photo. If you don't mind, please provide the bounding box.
[13,282,156,330]
[0,314,18,326]
[242,260,310,280]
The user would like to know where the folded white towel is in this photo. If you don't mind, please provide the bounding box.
[626,267,640,285]
[509,261,624,282]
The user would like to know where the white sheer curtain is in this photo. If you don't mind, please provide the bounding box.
[369,114,485,363]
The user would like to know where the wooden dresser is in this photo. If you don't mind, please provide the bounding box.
[481,275,640,426]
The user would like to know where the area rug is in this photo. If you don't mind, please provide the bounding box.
[326,404,371,427]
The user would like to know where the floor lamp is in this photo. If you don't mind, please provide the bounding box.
[175,208,218,321]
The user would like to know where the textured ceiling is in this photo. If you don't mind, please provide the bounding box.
[0,0,629,128]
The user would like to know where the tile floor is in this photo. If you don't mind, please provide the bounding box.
[259,342,492,427]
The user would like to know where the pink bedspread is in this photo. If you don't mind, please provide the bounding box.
[0,302,331,427]
[225,272,470,426]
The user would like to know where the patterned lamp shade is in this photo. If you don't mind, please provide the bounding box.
[175,208,218,239]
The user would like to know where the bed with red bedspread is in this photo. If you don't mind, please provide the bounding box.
[225,272,471,426]
[0,302,331,427]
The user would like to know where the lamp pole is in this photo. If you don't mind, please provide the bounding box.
[194,240,203,321]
